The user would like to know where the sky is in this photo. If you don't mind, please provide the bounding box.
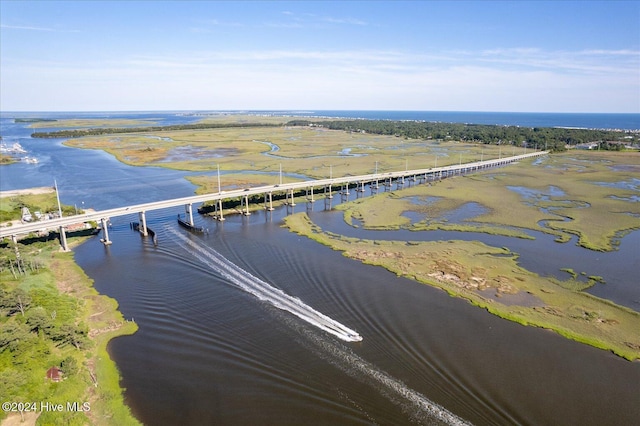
[1,0,639,113]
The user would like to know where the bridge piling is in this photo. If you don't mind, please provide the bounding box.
[185,204,195,226]
[242,195,251,216]
[99,218,112,245]
[286,188,296,206]
[139,211,148,236]
[326,184,333,199]
[265,192,274,211]
[215,199,225,221]
[59,226,69,251]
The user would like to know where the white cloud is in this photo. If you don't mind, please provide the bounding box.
[2,46,638,112]
[0,23,80,33]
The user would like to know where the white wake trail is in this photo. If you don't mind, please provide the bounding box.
[169,228,471,425]
[168,228,362,342]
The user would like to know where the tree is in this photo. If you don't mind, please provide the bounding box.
[26,306,53,334]
[60,356,79,376]
[54,323,89,350]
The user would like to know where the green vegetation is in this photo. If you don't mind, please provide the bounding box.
[14,118,57,123]
[31,121,281,139]
[0,189,81,224]
[283,213,640,361]
[0,238,139,425]
[63,120,521,180]
[1,193,138,425]
[286,119,639,152]
[34,116,639,155]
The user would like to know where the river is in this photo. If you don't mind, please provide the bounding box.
[2,114,639,425]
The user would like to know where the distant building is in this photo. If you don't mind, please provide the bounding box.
[46,366,62,382]
[575,142,599,150]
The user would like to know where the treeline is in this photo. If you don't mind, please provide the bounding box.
[0,286,89,351]
[15,118,58,123]
[286,119,637,152]
[31,121,281,138]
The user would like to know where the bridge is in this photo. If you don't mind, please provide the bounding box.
[0,151,548,250]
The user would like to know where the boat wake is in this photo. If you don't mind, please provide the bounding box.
[167,228,363,342]
[289,319,472,426]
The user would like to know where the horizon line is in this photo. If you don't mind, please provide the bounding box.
[1,109,639,115]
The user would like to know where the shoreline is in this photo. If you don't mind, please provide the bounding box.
[283,213,640,361]
[0,186,55,198]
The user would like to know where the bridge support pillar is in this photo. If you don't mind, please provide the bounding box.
[287,189,296,206]
[326,184,333,199]
[265,192,274,211]
[185,204,195,226]
[100,218,112,245]
[139,211,148,236]
[307,187,315,202]
[215,199,225,221]
[242,195,251,216]
[341,184,349,202]
[59,226,69,251]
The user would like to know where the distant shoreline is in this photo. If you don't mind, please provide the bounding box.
[0,186,54,197]
[3,110,639,131]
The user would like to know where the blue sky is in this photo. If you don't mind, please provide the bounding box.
[1,1,638,112]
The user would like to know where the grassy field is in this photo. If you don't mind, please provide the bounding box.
[64,123,513,178]
[337,151,640,251]
[283,213,640,361]
[0,188,80,224]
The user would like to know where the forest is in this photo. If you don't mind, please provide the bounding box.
[30,122,280,139]
[285,119,638,152]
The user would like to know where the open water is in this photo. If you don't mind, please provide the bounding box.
[1,113,639,425]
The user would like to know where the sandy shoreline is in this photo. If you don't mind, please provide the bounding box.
[0,186,55,198]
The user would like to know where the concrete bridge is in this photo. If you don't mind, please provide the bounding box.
[0,151,548,250]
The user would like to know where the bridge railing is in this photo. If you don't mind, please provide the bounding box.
[0,151,548,240]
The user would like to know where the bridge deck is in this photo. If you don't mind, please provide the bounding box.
[0,151,547,239]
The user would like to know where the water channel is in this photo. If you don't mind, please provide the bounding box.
[2,115,639,425]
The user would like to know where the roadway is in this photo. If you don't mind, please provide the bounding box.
[0,151,547,240]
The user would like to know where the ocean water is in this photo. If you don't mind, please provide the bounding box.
[2,110,639,131]
[283,110,640,130]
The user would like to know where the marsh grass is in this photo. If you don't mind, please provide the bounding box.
[64,123,510,178]
[283,213,640,361]
[336,152,640,251]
